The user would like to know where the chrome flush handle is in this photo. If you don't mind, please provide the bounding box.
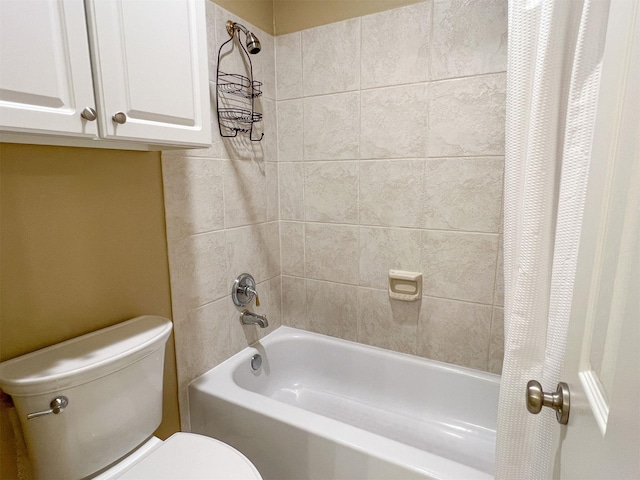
[27,396,69,420]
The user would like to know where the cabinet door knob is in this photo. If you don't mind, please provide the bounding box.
[112,112,127,124]
[80,107,97,121]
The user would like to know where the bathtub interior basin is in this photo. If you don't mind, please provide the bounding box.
[189,327,500,480]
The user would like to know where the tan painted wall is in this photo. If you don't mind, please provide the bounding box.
[273,0,423,34]
[208,0,423,36]
[212,0,274,34]
[0,143,180,476]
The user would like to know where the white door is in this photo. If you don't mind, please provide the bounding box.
[85,0,211,147]
[550,1,639,477]
[0,0,98,138]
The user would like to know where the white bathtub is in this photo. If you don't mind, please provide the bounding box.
[189,327,499,480]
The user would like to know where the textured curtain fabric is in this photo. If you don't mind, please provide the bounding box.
[497,1,611,478]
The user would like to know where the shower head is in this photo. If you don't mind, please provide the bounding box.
[226,20,261,54]
[245,31,261,54]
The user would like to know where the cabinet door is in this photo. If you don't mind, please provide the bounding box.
[0,0,98,138]
[86,0,211,147]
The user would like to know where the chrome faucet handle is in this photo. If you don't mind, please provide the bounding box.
[232,273,259,307]
[243,286,260,306]
[27,396,69,420]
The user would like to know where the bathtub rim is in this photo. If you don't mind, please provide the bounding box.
[202,326,500,384]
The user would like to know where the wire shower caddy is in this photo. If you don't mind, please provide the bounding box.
[215,22,263,142]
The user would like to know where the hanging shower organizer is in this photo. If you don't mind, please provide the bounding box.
[215,21,263,141]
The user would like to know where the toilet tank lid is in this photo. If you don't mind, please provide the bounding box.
[0,316,172,396]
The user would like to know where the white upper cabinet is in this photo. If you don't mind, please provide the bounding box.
[85,0,210,146]
[0,0,99,138]
[0,0,211,149]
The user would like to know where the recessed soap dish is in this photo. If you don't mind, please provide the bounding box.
[388,270,422,302]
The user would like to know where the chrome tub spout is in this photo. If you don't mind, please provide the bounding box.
[241,310,269,328]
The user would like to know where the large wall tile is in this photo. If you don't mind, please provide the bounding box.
[306,279,358,341]
[303,92,360,161]
[177,298,232,385]
[304,161,358,223]
[281,221,304,277]
[302,18,360,96]
[277,99,304,162]
[226,223,279,284]
[488,306,504,374]
[282,276,307,330]
[276,32,302,100]
[359,227,422,289]
[424,157,504,232]
[257,98,278,163]
[205,1,218,79]
[361,2,431,88]
[264,221,281,279]
[207,101,231,160]
[360,84,428,159]
[168,231,228,307]
[494,235,504,306]
[431,0,507,80]
[174,297,231,428]
[305,223,358,284]
[428,73,506,157]
[417,296,492,369]
[223,159,267,228]
[279,162,304,220]
[259,30,276,101]
[421,230,498,304]
[265,162,279,222]
[256,276,283,340]
[360,160,424,228]
[268,275,283,324]
[162,156,225,239]
[357,287,420,355]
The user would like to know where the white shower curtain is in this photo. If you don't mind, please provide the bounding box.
[497,0,611,478]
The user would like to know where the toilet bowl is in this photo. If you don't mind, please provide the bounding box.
[0,316,262,479]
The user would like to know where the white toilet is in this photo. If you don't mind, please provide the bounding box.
[0,315,262,479]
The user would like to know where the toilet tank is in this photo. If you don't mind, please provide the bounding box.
[0,315,173,479]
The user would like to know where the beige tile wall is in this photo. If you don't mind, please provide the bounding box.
[164,0,507,426]
[162,4,279,429]
[276,0,507,374]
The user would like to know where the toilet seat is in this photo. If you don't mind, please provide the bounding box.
[115,433,262,479]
